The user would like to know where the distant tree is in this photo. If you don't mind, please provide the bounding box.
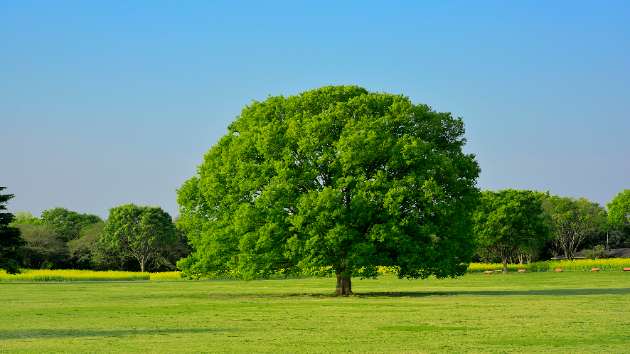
[15,223,66,269]
[102,204,177,272]
[11,211,40,224]
[67,221,130,270]
[608,189,630,230]
[68,222,103,268]
[41,207,102,242]
[543,196,606,260]
[147,218,194,272]
[0,188,26,274]
[474,190,549,274]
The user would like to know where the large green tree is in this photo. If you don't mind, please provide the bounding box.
[474,190,549,274]
[102,204,177,272]
[177,85,480,295]
[0,187,26,274]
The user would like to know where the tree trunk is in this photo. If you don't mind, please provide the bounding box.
[564,249,572,261]
[332,269,353,296]
[502,255,509,274]
[140,259,146,272]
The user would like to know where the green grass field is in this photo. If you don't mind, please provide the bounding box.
[1,272,629,353]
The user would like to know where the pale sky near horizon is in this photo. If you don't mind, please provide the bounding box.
[2,1,629,219]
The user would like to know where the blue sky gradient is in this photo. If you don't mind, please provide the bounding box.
[2,1,629,218]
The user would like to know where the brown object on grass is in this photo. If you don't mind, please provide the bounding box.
[517,269,526,273]
[590,268,600,272]
[555,268,563,272]
[623,268,630,272]
[483,271,493,274]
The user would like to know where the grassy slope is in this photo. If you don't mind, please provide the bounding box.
[1,272,629,353]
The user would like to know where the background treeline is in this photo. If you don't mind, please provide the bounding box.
[9,188,630,272]
[10,207,192,272]
[473,189,630,268]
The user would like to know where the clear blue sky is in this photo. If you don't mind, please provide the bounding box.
[2,1,629,218]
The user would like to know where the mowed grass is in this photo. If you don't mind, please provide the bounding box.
[1,272,629,353]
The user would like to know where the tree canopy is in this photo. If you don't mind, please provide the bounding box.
[0,187,26,274]
[607,189,630,228]
[102,204,177,272]
[543,196,606,260]
[474,190,549,273]
[41,207,102,242]
[176,85,480,295]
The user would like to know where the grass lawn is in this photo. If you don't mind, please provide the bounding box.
[1,271,629,353]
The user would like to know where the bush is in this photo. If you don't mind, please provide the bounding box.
[582,245,609,260]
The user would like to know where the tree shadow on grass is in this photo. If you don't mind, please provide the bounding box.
[357,288,630,297]
[0,328,230,340]
[460,288,630,296]
[208,288,630,298]
[205,292,455,298]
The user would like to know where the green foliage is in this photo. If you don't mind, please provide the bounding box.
[473,189,549,272]
[41,207,102,242]
[67,221,134,270]
[103,204,177,272]
[67,222,104,268]
[607,189,630,228]
[16,223,66,269]
[177,85,480,292]
[147,229,193,272]
[607,189,630,246]
[0,187,26,274]
[543,196,606,260]
[12,210,34,221]
[582,245,609,260]
[10,211,41,225]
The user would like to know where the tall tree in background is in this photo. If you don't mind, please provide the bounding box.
[41,207,102,242]
[12,211,39,224]
[605,189,630,249]
[67,221,133,270]
[474,190,549,274]
[103,204,177,272]
[543,196,606,260]
[608,189,630,229]
[176,85,480,295]
[0,187,26,274]
[14,223,66,269]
